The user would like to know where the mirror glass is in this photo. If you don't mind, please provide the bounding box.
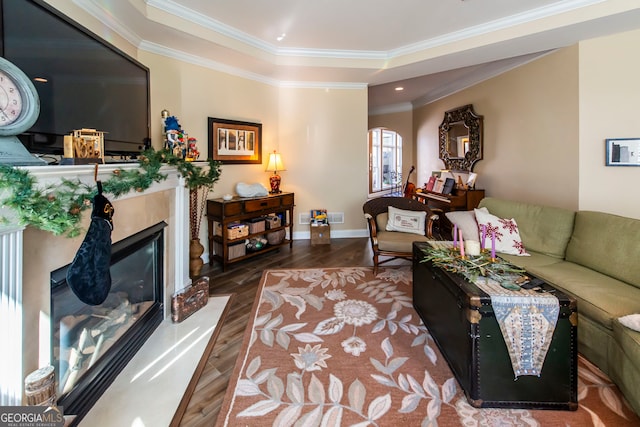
[446,121,469,158]
[439,104,483,171]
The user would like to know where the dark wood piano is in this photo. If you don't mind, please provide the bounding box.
[414,188,485,212]
[413,188,485,238]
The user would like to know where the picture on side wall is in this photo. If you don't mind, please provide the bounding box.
[208,117,262,164]
[605,138,640,166]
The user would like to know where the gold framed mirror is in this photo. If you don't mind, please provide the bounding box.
[439,104,483,171]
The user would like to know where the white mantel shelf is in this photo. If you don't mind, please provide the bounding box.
[0,162,194,406]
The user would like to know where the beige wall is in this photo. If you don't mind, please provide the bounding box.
[278,87,368,235]
[369,110,415,192]
[413,47,580,210]
[410,30,640,219]
[139,53,369,237]
[578,28,640,219]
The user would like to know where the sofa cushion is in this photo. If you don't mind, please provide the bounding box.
[385,206,426,235]
[444,208,487,241]
[499,252,564,270]
[376,230,430,252]
[565,211,640,289]
[527,261,640,331]
[478,198,575,259]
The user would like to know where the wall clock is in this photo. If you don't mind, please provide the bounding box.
[0,56,45,165]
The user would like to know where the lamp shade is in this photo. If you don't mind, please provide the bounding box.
[266,151,285,172]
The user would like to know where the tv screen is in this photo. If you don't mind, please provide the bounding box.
[0,0,150,158]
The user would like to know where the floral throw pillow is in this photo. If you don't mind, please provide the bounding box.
[474,208,529,256]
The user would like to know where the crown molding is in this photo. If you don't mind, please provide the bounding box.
[73,0,142,47]
[390,0,605,58]
[75,0,608,64]
[139,41,366,91]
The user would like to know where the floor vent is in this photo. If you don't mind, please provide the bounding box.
[299,212,344,224]
[327,212,344,224]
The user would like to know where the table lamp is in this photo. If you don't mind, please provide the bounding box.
[266,150,285,193]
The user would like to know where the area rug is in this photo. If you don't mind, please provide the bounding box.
[216,267,639,426]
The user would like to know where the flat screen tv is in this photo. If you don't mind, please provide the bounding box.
[0,0,150,159]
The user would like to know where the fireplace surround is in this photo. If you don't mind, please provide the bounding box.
[0,164,192,408]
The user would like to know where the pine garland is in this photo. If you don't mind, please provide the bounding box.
[420,245,527,290]
[0,148,221,238]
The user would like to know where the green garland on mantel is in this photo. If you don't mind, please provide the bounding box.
[0,148,221,238]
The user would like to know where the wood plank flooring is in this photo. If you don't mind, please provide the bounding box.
[178,237,410,426]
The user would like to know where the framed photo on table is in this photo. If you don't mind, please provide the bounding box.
[208,117,262,164]
[605,138,640,166]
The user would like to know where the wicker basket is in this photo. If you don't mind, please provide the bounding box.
[266,229,286,245]
[24,365,56,406]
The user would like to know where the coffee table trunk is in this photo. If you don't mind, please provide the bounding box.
[412,242,578,410]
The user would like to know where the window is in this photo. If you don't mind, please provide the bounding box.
[369,128,402,194]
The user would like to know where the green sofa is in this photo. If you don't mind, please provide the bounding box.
[476,197,640,415]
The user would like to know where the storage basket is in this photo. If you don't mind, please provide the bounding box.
[248,218,266,234]
[266,229,286,245]
[227,223,249,239]
[214,241,246,259]
[265,215,281,229]
[310,224,331,245]
[24,365,56,406]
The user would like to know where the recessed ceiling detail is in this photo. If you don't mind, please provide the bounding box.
[72,0,640,109]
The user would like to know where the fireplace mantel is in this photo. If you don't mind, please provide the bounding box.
[0,163,193,406]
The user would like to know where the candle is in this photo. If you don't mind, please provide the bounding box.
[466,240,481,256]
[480,225,486,251]
[459,229,465,258]
[453,224,458,249]
[491,230,496,259]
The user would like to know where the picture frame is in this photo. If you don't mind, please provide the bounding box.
[208,117,262,164]
[605,138,640,166]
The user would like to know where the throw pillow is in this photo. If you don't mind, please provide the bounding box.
[386,206,426,236]
[619,314,640,332]
[445,208,488,241]
[474,208,530,256]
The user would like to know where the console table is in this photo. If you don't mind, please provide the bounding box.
[412,242,578,410]
[207,193,294,270]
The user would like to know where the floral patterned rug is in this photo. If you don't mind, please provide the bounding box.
[215,267,639,426]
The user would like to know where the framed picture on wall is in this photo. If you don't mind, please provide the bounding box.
[605,138,640,166]
[208,117,262,164]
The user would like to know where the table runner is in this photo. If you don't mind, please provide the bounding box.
[472,277,559,377]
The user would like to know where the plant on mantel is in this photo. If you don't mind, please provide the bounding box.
[0,148,222,238]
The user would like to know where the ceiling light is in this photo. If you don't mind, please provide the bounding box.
[277,33,286,42]
[395,87,404,91]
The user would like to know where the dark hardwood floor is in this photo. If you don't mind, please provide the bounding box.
[177,237,410,426]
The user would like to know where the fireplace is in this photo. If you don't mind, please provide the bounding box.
[50,222,166,422]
